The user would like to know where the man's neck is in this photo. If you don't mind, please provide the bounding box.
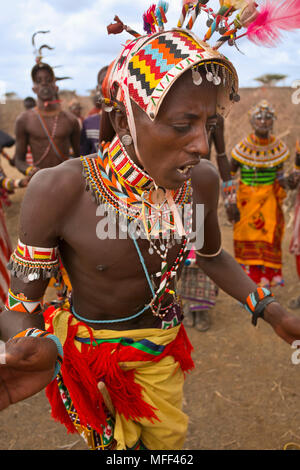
[37,99,61,114]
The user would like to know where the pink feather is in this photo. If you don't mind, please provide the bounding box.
[247,0,300,46]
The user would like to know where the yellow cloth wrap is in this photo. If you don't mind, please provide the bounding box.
[46,308,189,450]
[234,181,286,268]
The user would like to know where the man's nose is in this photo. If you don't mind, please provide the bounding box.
[185,125,209,157]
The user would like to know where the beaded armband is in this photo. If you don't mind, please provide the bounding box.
[13,328,63,381]
[7,240,59,282]
[244,287,276,326]
[221,179,237,208]
[5,289,43,315]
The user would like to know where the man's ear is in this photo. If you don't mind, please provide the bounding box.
[109,108,129,136]
[32,85,37,95]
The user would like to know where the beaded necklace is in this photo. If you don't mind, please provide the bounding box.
[81,135,192,235]
[81,135,193,317]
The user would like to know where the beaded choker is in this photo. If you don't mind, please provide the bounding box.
[81,135,192,238]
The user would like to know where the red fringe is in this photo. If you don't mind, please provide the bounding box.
[44,307,194,436]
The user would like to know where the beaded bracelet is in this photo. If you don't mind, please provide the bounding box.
[13,328,63,381]
[244,287,276,326]
[25,166,34,176]
[5,289,44,315]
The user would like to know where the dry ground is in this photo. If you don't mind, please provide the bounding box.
[0,87,300,450]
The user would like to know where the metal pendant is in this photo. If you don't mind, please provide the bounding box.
[192,69,202,86]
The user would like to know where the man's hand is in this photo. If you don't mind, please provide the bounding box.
[18,177,29,188]
[264,302,300,344]
[286,172,300,190]
[226,203,240,224]
[0,336,58,411]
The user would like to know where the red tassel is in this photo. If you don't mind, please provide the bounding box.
[45,380,76,434]
[45,308,194,436]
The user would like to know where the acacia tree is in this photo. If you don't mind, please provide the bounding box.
[254,74,288,87]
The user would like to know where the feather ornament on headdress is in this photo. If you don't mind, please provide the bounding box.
[246,0,300,47]
[156,1,169,31]
[143,4,157,34]
[204,0,248,40]
[219,0,247,8]
[107,15,141,38]
[31,30,54,63]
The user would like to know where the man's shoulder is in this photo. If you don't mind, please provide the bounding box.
[28,158,85,204]
[15,109,35,124]
[193,159,219,184]
[191,159,219,202]
[60,110,80,126]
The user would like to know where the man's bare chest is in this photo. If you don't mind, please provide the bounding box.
[60,190,190,280]
[27,113,72,141]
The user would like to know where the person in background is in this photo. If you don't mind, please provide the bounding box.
[80,66,108,156]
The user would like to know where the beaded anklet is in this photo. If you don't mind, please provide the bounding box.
[244,287,275,326]
[13,328,63,381]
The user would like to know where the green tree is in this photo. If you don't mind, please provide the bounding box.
[254,74,288,87]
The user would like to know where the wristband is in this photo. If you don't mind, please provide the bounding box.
[244,287,276,326]
[13,328,63,381]
[5,289,44,315]
[25,166,34,176]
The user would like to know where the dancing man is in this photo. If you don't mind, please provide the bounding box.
[1,5,300,452]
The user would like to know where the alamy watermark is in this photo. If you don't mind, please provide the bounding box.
[95,203,205,250]
[291,80,300,105]
[0,340,6,364]
[291,340,300,365]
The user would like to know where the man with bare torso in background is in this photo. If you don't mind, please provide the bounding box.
[14,62,80,178]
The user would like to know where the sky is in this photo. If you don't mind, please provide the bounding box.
[1,0,300,99]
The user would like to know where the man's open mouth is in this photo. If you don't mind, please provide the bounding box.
[177,164,196,175]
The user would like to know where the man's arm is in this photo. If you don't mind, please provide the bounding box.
[13,114,31,175]
[0,167,63,340]
[211,115,231,182]
[0,161,83,410]
[70,117,81,158]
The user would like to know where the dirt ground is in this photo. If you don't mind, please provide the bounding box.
[1,88,300,450]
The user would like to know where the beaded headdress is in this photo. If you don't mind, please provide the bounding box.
[249,99,276,120]
[103,0,300,151]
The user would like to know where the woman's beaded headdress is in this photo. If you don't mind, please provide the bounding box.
[249,99,276,120]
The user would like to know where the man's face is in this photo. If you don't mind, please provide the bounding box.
[251,110,274,136]
[32,69,57,101]
[130,70,218,190]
